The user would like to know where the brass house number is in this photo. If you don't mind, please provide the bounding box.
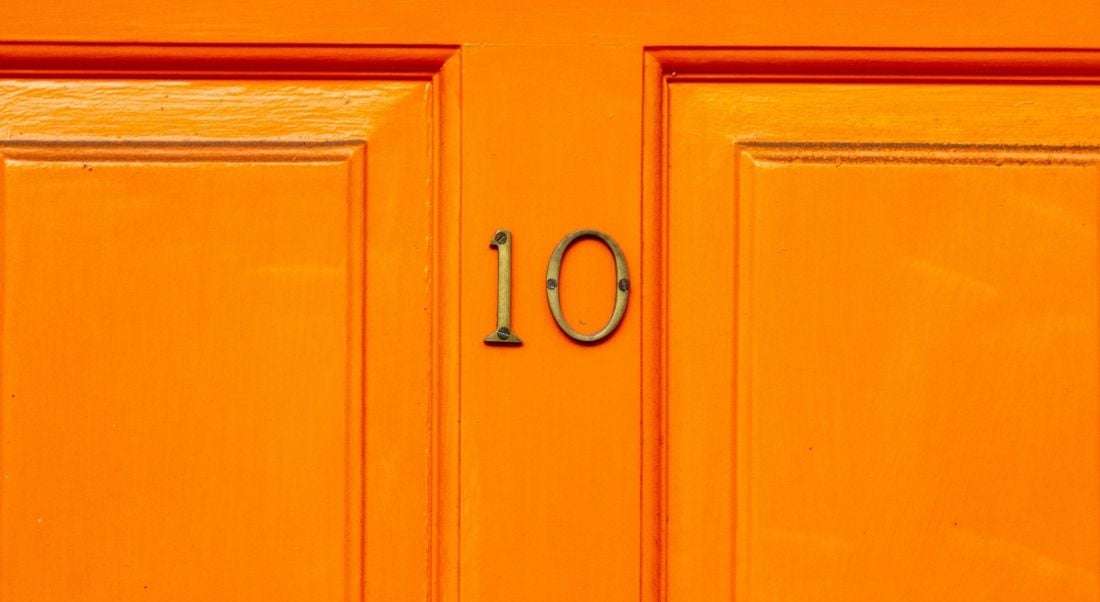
[485,229,630,346]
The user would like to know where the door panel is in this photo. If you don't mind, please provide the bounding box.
[663,57,1100,600]
[0,51,458,600]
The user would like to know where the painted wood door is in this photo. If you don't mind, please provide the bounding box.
[4,4,1100,602]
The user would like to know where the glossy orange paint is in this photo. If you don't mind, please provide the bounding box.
[0,50,461,600]
[3,5,1100,602]
[657,50,1100,601]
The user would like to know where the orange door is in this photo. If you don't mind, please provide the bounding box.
[5,4,1100,602]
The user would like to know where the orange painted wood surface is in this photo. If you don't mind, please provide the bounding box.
[661,52,1100,600]
[0,51,461,600]
[4,3,1100,601]
[6,0,1100,47]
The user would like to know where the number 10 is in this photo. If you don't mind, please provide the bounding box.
[484,228,630,346]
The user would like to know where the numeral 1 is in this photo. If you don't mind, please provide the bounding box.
[484,229,523,345]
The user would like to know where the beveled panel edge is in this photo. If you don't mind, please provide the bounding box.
[639,51,669,602]
[343,145,368,602]
[647,47,1100,83]
[428,49,462,602]
[735,141,1100,165]
[0,141,364,162]
[0,42,459,79]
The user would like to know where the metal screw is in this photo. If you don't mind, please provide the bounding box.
[496,327,511,339]
[618,278,630,291]
[546,278,558,290]
[494,231,508,245]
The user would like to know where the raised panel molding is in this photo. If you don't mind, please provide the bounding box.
[0,45,460,602]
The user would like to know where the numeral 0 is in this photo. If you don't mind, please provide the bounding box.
[485,228,630,346]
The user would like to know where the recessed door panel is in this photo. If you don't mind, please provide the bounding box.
[666,77,1100,601]
[0,60,454,601]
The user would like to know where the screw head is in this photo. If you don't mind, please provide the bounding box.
[546,278,558,290]
[618,278,630,291]
[494,232,508,245]
[496,327,511,339]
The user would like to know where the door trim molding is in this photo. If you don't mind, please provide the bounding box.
[647,46,1100,84]
[0,42,457,79]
